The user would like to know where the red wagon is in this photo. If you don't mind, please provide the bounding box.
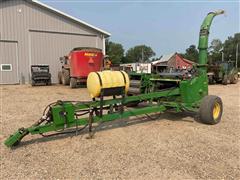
[58,47,104,88]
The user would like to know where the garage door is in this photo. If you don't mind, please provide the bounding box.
[0,41,19,84]
[30,31,98,83]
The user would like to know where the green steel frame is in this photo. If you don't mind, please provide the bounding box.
[4,10,225,148]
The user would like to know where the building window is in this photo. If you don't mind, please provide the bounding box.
[1,64,12,71]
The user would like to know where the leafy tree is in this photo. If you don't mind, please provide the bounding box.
[223,33,240,65]
[208,33,240,66]
[208,39,223,63]
[151,57,157,62]
[125,45,156,63]
[106,40,124,65]
[182,45,199,62]
[209,39,223,52]
[181,33,240,67]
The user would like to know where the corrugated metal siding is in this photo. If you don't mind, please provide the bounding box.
[30,31,98,82]
[0,41,19,84]
[0,2,3,39]
[0,0,104,84]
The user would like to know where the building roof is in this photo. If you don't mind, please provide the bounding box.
[28,0,111,37]
[152,52,176,65]
[152,52,196,66]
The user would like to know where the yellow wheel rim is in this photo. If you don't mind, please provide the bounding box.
[213,102,221,120]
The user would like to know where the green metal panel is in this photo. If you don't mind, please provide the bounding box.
[52,103,75,128]
[180,75,208,106]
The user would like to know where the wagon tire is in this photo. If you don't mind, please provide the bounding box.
[199,95,223,125]
[70,78,77,88]
[61,69,70,85]
[58,71,62,84]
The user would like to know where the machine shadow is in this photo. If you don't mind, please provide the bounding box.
[15,110,199,149]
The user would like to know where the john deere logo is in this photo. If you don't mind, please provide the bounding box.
[84,53,97,57]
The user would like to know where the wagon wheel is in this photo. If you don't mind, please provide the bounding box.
[199,95,223,125]
[58,71,62,84]
[70,78,77,88]
[61,69,70,85]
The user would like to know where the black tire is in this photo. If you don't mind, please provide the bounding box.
[230,74,238,84]
[61,69,70,85]
[46,79,52,86]
[70,78,77,88]
[31,80,36,86]
[199,95,223,125]
[208,76,214,84]
[222,75,228,85]
[58,71,62,84]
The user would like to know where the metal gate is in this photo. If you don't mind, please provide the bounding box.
[0,41,19,84]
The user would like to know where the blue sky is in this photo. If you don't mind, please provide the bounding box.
[41,0,239,57]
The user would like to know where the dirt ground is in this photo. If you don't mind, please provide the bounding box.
[0,83,239,179]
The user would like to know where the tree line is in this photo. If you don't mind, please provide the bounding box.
[105,39,155,64]
[106,33,240,67]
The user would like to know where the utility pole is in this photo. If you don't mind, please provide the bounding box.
[236,43,239,68]
[220,47,224,62]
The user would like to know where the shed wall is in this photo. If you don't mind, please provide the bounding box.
[0,0,105,84]
[30,31,98,82]
[0,41,19,84]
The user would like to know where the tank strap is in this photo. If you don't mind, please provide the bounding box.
[120,71,126,85]
[95,72,103,87]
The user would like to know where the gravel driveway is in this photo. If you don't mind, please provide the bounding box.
[0,84,239,179]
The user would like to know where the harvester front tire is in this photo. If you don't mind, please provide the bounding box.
[62,69,70,85]
[230,74,238,84]
[199,95,223,125]
[222,75,228,85]
[70,78,77,88]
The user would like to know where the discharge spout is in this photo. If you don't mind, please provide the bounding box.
[198,10,225,67]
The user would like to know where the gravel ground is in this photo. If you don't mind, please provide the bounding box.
[0,84,239,179]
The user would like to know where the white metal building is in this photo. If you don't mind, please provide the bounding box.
[0,0,110,84]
